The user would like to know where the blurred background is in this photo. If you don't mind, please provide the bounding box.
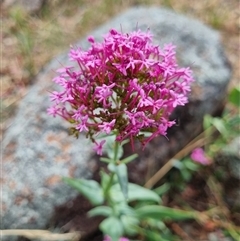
[1,0,239,135]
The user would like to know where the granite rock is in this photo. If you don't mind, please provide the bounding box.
[2,6,231,231]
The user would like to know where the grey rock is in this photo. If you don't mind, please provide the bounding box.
[2,6,231,231]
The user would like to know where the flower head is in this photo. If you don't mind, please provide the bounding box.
[191,148,210,165]
[48,28,194,155]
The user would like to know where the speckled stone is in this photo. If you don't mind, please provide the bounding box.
[2,6,231,231]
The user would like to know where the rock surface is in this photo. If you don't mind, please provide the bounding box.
[2,6,231,231]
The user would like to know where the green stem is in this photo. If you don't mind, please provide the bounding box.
[103,141,120,199]
[104,172,114,199]
[113,141,119,163]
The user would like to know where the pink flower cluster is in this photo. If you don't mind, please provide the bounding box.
[48,29,194,154]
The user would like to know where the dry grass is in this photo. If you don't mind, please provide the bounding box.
[1,0,239,132]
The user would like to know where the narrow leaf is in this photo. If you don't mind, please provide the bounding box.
[108,163,117,172]
[110,183,160,203]
[181,169,192,181]
[203,114,213,128]
[100,216,124,241]
[128,184,160,203]
[100,171,110,191]
[172,159,183,169]
[121,154,138,164]
[116,163,128,199]
[142,229,166,241]
[228,87,240,107]
[136,205,197,221]
[153,183,171,196]
[183,158,199,171]
[100,157,112,163]
[88,206,112,217]
[212,117,228,139]
[121,215,139,236]
[63,177,104,205]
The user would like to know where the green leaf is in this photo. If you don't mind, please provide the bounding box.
[104,135,123,160]
[116,163,128,199]
[63,177,104,205]
[100,171,111,191]
[136,205,197,221]
[128,183,160,202]
[110,183,160,203]
[145,218,167,230]
[228,87,240,107]
[227,115,240,132]
[183,158,199,171]
[211,117,228,139]
[142,229,168,241]
[100,216,124,241]
[153,183,171,196]
[180,169,192,181]
[100,157,112,163]
[108,163,117,172]
[88,206,112,217]
[204,114,214,131]
[121,215,139,236]
[114,202,135,216]
[172,159,183,169]
[127,183,160,203]
[121,153,138,164]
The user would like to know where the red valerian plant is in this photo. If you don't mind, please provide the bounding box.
[48,28,194,154]
[48,28,196,241]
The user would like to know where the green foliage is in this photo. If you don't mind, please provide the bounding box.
[153,183,171,196]
[63,87,240,240]
[63,177,104,205]
[88,206,112,217]
[203,87,240,158]
[141,228,178,241]
[166,158,200,191]
[100,216,124,241]
[110,183,160,204]
[136,205,196,221]
[116,163,129,199]
[228,86,240,107]
[120,215,139,236]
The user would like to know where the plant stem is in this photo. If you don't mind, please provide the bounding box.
[103,141,120,199]
[113,141,119,162]
[104,172,114,199]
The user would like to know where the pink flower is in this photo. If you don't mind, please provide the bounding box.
[191,148,210,165]
[99,120,116,134]
[95,83,115,108]
[48,28,194,155]
[103,236,129,241]
[93,140,106,156]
